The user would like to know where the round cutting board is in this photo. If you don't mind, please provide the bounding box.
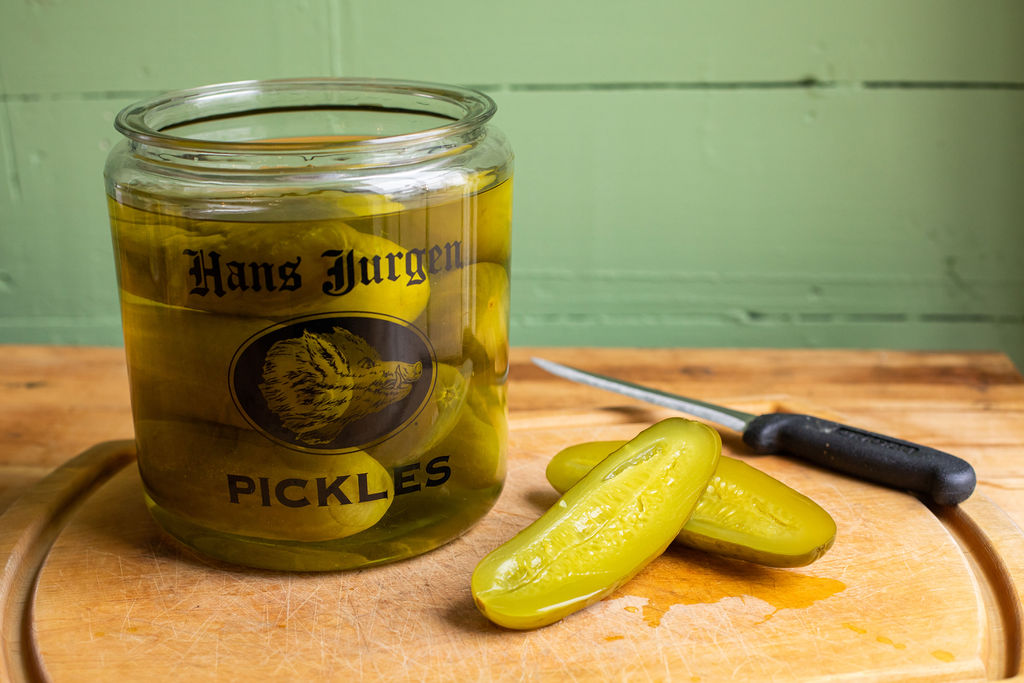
[3,407,1023,682]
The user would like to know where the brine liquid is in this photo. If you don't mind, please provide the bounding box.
[109,173,511,570]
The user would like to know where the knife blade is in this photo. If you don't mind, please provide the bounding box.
[531,357,976,506]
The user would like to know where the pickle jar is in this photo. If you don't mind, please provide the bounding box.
[104,78,513,571]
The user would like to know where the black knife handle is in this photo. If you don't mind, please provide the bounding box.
[742,413,976,506]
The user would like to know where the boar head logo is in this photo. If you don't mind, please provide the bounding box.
[259,327,422,445]
[231,314,434,451]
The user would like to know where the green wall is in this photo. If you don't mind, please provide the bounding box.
[2,1,1023,368]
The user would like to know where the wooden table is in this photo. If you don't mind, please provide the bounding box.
[3,345,1024,681]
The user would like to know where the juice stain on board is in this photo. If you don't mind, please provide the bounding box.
[612,548,846,627]
[844,623,957,663]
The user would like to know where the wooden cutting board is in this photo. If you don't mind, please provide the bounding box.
[3,347,1024,681]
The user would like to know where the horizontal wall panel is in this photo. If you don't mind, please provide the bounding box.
[343,0,1024,85]
[0,97,126,320]
[0,1,333,96]
[498,86,1024,290]
[8,1,1019,96]
[511,271,1022,318]
[510,314,1024,370]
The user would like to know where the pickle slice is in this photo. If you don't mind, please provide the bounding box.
[472,418,720,630]
[547,440,837,568]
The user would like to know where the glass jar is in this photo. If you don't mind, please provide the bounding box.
[104,78,513,571]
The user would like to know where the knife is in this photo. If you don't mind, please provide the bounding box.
[531,357,976,506]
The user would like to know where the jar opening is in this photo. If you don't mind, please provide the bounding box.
[114,78,497,155]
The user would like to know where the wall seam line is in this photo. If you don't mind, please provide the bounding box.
[3,81,1023,102]
[327,0,347,77]
[0,100,22,203]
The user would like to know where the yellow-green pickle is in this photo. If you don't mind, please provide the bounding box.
[472,418,722,630]
[546,440,837,568]
[105,80,513,570]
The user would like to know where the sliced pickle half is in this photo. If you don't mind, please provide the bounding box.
[546,439,837,568]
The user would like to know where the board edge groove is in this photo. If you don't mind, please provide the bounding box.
[0,440,136,683]
[935,496,1024,680]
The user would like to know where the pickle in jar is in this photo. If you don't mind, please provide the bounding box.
[425,262,509,375]
[421,380,507,491]
[119,292,270,428]
[468,174,512,265]
[136,418,393,543]
[368,361,472,468]
[109,197,431,321]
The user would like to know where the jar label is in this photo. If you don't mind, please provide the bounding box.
[229,313,436,453]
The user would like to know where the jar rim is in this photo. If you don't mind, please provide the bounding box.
[114,78,497,154]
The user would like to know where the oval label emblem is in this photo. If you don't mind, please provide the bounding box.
[230,313,436,453]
